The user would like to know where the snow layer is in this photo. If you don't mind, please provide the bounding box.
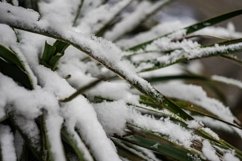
[93,101,200,148]
[212,75,242,89]
[105,0,170,41]
[0,125,17,161]
[156,83,236,123]
[77,0,132,34]
[223,152,240,161]
[202,140,220,161]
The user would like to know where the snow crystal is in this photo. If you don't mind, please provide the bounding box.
[0,125,17,161]
[202,140,220,161]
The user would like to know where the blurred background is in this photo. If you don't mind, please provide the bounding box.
[160,0,242,149]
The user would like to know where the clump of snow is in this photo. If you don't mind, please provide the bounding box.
[0,2,40,28]
[195,116,234,132]
[187,120,203,129]
[156,83,236,124]
[87,81,139,103]
[202,128,219,141]
[0,24,17,46]
[39,0,80,29]
[0,73,58,119]
[93,101,129,135]
[0,125,17,161]
[223,152,240,161]
[202,140,220,161]
[133,115,200,148]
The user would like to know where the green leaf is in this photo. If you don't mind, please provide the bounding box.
[139,95,193,120]
[9,113,41,161]
[0,45,33,89]
[174,99,242,129]
[62,127,92,161]
[186,10,242,34]
[41,112,55,161]
[0,44,25,70]
[128,9,242,51]
[40,40,69,70]
[73,0,84,26]
[120,125,204,161]
[113,139,147,161]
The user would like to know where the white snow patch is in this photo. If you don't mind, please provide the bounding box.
[212,75,242,89]
[156,83,236,124]
[223,152,240,161]
[0,125,17,161]
[202,140,220,161]
[45,113,66,161]
[94,101,129,135]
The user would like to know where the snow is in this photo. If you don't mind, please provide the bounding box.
[133,115,199,148]
[87,81,139,103]
[195,116,234,132]
[61,97,122,161]
[117,21,188,49]
[63,127,94,161]
[202,140,220,161]
[0,73,58,119]
[45,113,66,161]
[212,75,242,89]
[0,2,41,29]
[76,0,132,34]
[104,0,170,41]
[93,101,129,135]
[13,116,41,151]
[156,83,236,124]
[0,1,241,160]
[223,152,240,161]
[93,100,200,148]
[0,125,17,161]
[201,128,219,140]
[0,24,17,46]
[39,0,80,29]
[194,23,242,39]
